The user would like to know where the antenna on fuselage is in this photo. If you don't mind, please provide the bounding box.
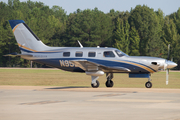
[77,40,83,48]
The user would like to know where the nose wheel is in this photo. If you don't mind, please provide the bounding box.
[145,81,152,88]
[145,75,152,88]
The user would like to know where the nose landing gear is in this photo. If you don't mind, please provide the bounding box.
[145,76,152,88]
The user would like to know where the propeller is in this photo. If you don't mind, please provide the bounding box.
[166,44,170,85]
[164,44,177,85]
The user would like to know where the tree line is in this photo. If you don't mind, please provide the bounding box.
[0,0,180,69]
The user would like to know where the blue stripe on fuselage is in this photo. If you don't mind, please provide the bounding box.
[33,58,154,73]
[116,59,156,72]
[87,59,153,73]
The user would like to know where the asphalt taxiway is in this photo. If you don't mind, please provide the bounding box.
[0,86,180,120]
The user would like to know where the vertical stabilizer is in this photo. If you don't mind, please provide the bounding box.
[9,20,50,53]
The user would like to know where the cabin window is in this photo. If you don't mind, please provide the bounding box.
[76,51,83,57]
[104,51,115,57]
[63,52,70,57]
[88,52,96,57]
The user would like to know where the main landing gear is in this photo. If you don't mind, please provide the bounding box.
[90,73,114,88]
[145,75,152,88]
[91,76,100,88]
[105,73,114,87]
[90,73,152,88]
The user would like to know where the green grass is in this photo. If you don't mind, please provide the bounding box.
[0,68,180,88]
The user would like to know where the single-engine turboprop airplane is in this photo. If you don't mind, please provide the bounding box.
[6,20,177,88]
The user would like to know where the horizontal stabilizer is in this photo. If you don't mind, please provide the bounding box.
[4,52,33,57]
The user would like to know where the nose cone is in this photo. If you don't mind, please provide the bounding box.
[166,60,177,69]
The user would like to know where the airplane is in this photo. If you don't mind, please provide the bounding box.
[5,20,177,88]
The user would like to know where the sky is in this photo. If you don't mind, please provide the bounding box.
[1,0,180,15]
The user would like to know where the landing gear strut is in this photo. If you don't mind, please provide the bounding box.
[105,73,114,87]
[91,76,100,88]
[145,75,152,88]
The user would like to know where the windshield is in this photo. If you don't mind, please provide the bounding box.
[115,50,128,57]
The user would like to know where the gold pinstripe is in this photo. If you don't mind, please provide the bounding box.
[112,60,155,73]
[13,24,20,33]
[18,44,59,53]
[18,43,37,52]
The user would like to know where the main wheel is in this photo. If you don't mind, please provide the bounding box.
[91,80,100,88]
[105,80,114,87]
[145,82,152,88]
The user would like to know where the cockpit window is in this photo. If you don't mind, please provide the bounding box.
[115,50,127,57]
[104,51,115,57]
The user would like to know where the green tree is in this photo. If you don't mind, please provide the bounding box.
[169,8,180,35]
[128,5,165,57]
[113,18,130,54]
[162,17,179,61]
[66,8,113,47]
[1,0,180,69]
[129,26,140,56]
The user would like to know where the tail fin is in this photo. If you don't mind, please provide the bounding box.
[9,20,50,53]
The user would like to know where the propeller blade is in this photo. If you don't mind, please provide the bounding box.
[167,44,170,60]
[164,60,167,70]
[166,69,169,85]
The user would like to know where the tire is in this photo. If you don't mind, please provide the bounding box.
[105,80,114,87]
[145,82,152,88]
[91,80,100,88]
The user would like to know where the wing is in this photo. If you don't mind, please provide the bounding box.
[70,59,131,72]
